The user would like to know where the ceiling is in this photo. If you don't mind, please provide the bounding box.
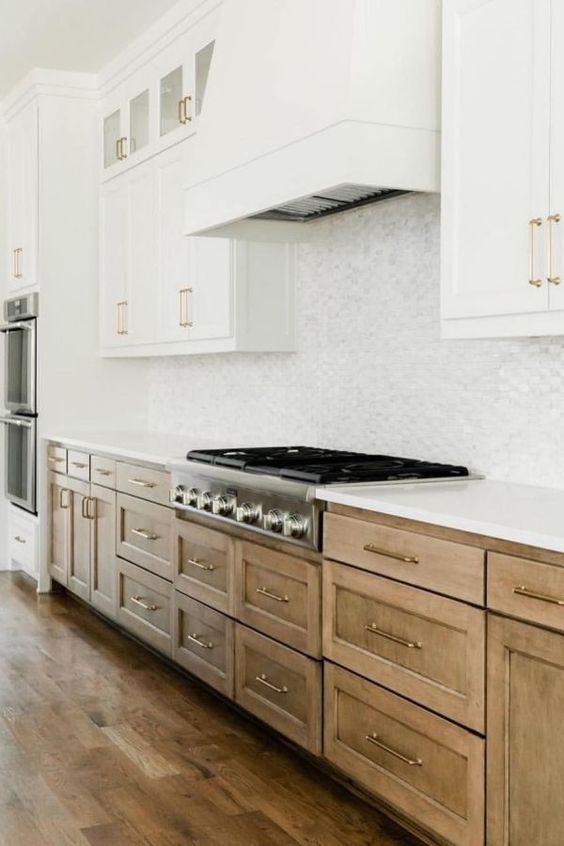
[0,0,183,98]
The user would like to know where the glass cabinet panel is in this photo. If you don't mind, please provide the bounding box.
[103,110,121,168]
[129,90,149,154]
[160,66,183,136]
[195,41,215,116]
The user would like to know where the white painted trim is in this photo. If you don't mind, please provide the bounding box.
[2,69,98,119]
[441,309,564,338]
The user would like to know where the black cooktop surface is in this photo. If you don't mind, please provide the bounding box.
[186,446,470,485]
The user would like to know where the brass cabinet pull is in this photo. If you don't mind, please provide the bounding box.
[178,95,192,125]
[363,543,419,564]
[548,213,561,285]
[72,462,88,469]
[116,301,128,335]
[59,489,70,509]
[14,536,26,544]
[48,456,64,464]
[256,586,289,602]
[131,527,159,541]
[130,595,158,612]
[81,497,95,520]
[365,733,422,767]
[127,478,156,488]
[186,632,214,649]
[187,557,214,572]
[81,496,90,519]
[179,287,193,328]
[513,584,564,606]
[115,138,121,161]
[529,217,543,287]
[364,623,422,650]
[255,673,288,694]
[13,248,23,279]
[117,137,128,159]
[95,468,112,476]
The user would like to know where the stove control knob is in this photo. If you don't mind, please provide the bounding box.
[212,495,234,517]
[236,502,260,524]
[186,488,200,506]
[169,485,184,504]
[283,513,307,539]
[197,491,213,511]
[263,509,284,533]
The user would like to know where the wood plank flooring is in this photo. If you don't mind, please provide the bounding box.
[0,572,422,846]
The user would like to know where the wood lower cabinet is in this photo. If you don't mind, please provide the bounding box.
[117,493,173,581]
[49,471,69,584]
[487,614,564,845]
[324,663,485,846]
[175,519,235,614]
[173,592,234,698]
[67,477,92,601]
[90,484,117,619]
[116,559,173,656]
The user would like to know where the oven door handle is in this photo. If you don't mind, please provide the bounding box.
[0,322,33,333]
[0,417,33,428]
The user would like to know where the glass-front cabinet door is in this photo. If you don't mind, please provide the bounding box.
[129,89,150,157]
[103,108,124,170]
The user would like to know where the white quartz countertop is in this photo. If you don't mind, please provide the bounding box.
[42,430,227,467]
[316,479,564,554]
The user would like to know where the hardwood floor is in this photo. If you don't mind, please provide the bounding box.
[0,572,422,846]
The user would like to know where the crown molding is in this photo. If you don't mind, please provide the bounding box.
[1,69,98,119]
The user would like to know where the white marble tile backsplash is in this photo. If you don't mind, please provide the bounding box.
[148,193,564,488]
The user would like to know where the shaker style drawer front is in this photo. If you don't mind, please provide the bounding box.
[174,592,234,698]
[9,509,37,574]
[91,455,117,488]
[67,450,91,481]
[235,624,322,754]
[323,561,486,731]
[488,552,564,632]
[235,542,321,657]
[175,520,235,614]
[324,512,485,605]
[47,444,67,474]
[116,559,173,655]
[324,664,485,846]
[117,494,173,581]
[116,461,171,506]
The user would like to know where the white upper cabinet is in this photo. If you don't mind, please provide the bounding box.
[6,101,38,292]
[441,0,564,337]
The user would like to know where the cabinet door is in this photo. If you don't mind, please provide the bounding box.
[100,178,129,348]
[90,484,117,620]
[156,32,197,149]
[188,237,233,340]
[48,472,69,585]
[488,614,564,845]
[548,1,564,312]
[102,106,124,172]
[442,0,551,320]
[67,478,91,602]
[127,161,157,345]
[6,102,38,292]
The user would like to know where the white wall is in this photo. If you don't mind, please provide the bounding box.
[0,126,8,567]
[147,193,564,489]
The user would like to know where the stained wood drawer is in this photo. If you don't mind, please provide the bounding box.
[488,552,564,632]
[117,493,173,581]
[235,542,321,657]
[47,444,67,474]
[116,559,173,655]
[117,461,171,506]
[67,450,91,481]
[175,519,235,615]
[173,593,234,698]
[324,663,485,846]
[324,512,485,605]
[323,560,485,731]
[91,455,117,489]
[235,624,322,754]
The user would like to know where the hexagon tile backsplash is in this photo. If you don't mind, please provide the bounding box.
[148,193,564,489]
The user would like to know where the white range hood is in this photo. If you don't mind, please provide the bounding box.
[185,0,441,238]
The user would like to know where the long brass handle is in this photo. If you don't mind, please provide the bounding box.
[364,623,422,650]
[365,733,422,767]
[115,138,121,161]
[118,137,128,159]
[187,557,214,572]
[13,248,22,279]
[513,584,564,606]
[255,673,288,694]
[179,287,193,328]
[117,302,123,335]
[81,496,90,519]
[130,595,158,612]
[186,632,214,649]
[548,213,561,285]
[88,497,96,520]
[363,543,419,564]
[128,478,156,488]
[14,536,26,544]
[529,217,543,287]
[71,462,88,469]
[131,528,159,541]
[178,98,186,124]
[48,456,64,464]
[12,249,17,278]
[95,468,112,476]
[183,95,192,122]
[59,489,70,509]
[256,586,289,603]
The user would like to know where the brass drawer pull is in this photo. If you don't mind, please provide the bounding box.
[128,478,156,488]
[365,733,422,767]
[130,595,158,612]
[95,468,113,476]
[529,217,543,287]
[131,528,159,541]
[363,543,419,564]
[81,497,95,520]
[548,213,561,285]
[179,287,193,328]
[178,95,193,124]
[513,585,564,606]
[255,673,288,694]
[188,557,214,572]
[256,586,289,603]
[72,462,88,469]
[365,623,422,650]
[59,489,70,509]
[187,632,214,649]
[47,456,64,464]
[14,536,26,544]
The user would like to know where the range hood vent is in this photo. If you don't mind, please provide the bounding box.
[251,185,408,223]
[184,0,441,238]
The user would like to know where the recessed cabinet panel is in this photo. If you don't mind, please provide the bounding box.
[6,101,38,292]
[189,237,233,341]
[49,472,68,585]
[100,179,128,348]
[103,109,122,169]
[129,90,150,155]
